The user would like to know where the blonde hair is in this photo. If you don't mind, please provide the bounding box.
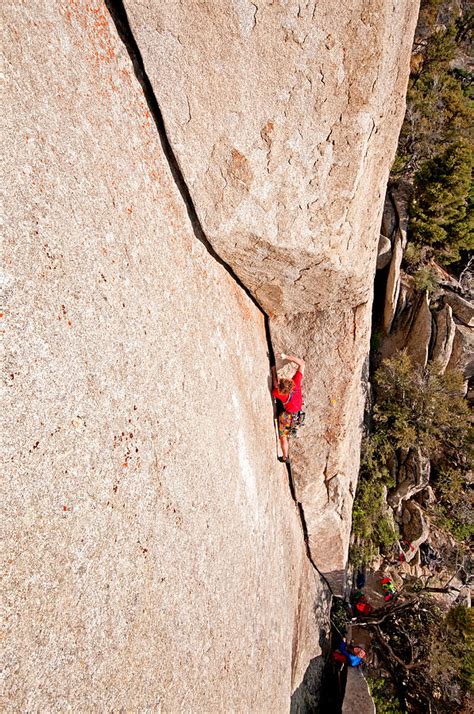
[278,378,294,395]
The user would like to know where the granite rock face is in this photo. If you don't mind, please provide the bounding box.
[432,304,456,373]
[388,448,431,510]
[342,668,376,714]
[448,322,474,381]
[445,292,474,327]
[123,0,419,585]
[3,2,329,709]
[401,501,430,560]
[405,291,432,367]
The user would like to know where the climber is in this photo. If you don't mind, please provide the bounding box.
[332,638,366,668]
[380,577,397,602]
[271,352,305,463]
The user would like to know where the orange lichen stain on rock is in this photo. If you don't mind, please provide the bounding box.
[228,148,253,188]
[231,280,255,323]
[261,120,274,144]
[67,1,116,69]
[119,67,132,84]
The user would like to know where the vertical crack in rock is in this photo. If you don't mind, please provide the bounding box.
[104,1,328,582]
[104,1,263,318]
[287,462,335,596]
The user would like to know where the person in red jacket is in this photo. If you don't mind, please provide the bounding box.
[271,353,305,463]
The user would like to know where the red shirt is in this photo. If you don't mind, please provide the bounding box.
[272,370,303,413]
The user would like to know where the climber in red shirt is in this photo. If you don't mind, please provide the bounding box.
[271,353,305,463]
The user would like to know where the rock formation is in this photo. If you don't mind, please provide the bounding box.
[3,3,329,709]
[377,234,392,270]
[374,182,473,570]
[405,291,432,367]
[401,501,430,561]
[342,668,376,713]
[388,448,431,510]
[3,0,420,708]
[121,0,419,586]
[432,304,456,373]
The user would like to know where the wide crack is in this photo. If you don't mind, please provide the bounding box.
[104,0,332,595]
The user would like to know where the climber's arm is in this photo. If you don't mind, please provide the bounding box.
[280,353,305,375]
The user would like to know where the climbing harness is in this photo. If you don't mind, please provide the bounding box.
[289,409,306,436]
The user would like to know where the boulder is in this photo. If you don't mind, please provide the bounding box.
[383,233,404,333]
[405,291,432,367]
[431,304,456,373]
[431,262,461,291]
[388,448,431,510]
[444,292,474,327]
[447,323,474,380]
[3,2,326,709]
[401,501,430,560]
[342,668,376,714]
[419,486,437,509]
[377,234,392,270]
[390,181,412,243]
[122,0,420,586]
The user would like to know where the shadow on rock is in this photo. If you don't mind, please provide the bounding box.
[290,628,331,714]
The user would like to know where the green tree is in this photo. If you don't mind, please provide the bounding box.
[373,353,471,456]
[410,141,473,264]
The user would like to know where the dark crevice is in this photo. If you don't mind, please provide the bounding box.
[105,0,323,589]
[104,0,265,318]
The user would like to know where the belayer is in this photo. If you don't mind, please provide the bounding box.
[332,638,366,667]
[271,352,305,463]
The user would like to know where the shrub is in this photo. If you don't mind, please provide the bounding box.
[373,353,471,456]
[432,466,474,541]
[411,265,440,292]
[366,675,406,714]
[351,436,399,565]
[371,599,473,712]
[350,355,471,564]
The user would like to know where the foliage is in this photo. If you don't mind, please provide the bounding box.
[350,354,471,565]
[373,353,471,457]
[432,466,474,541]
[410,264,440,292]
[395,16,472,175]
[410,141,474,265]
[350,436,399,566]
[446,606,474,693]
[330,597,349,638]
[366,675,406,714]
[392,1,473,269]
[370,598,473,712]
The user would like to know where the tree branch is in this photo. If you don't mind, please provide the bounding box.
[373,625,425,671]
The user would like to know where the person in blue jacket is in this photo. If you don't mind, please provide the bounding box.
[338,638,366,667]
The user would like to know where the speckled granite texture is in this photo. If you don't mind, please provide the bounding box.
[2,2,328,709]
[123,0,420,585]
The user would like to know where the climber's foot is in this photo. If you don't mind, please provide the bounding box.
[278,456,289,463]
